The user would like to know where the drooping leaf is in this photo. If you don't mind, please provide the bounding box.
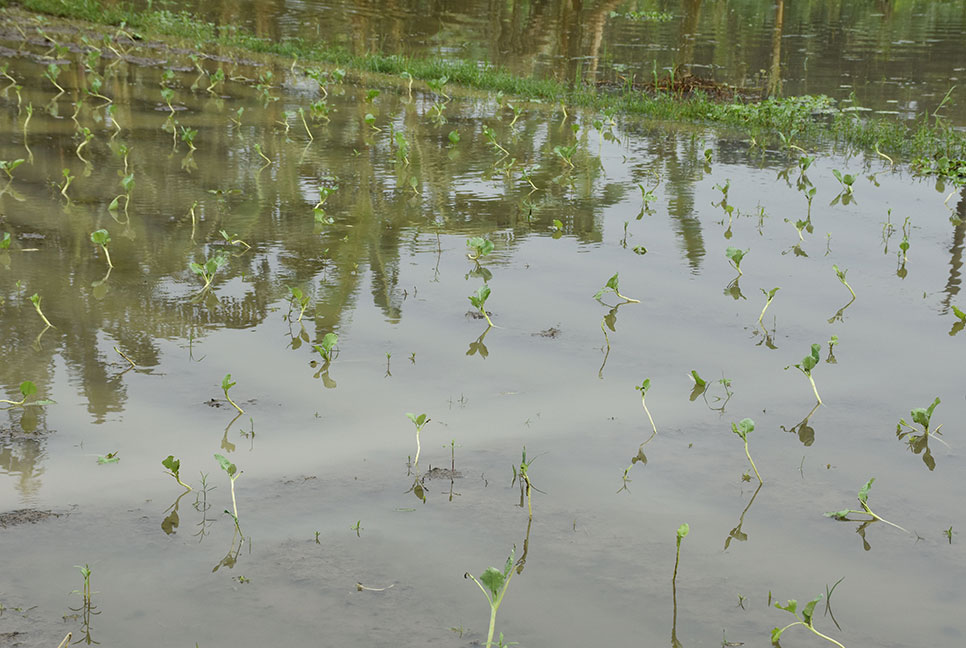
[824,510,851,520]
[857,477,875,505]
[214,453,236,477]
[801,595,822,626]
[689,370,706,387]
[770,626,784,645]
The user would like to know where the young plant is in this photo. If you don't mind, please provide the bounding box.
[832,265,855,300]
[312,332,338,362]
[90,229,113,268]
[214,453,242,530]
[636,379,658,442]
[725,247,748,276]
[469,285,495,328]
[162,455,192,491]
[406,412,430,467]
[731,418,762,483]
[481,125,508,158]
[672,522,689,584]
[0,158,24,178]
[465,548,518,648]
[758,287,779,325]
[832,169,855,195]
[221,373,244,414]
[594,273,639,303]
[824,477,907,532]
[517,446,535,520]
[466,236,494,262]
[896,397,946,470]
[189,252,228,290]
[60,168,74,201]
[288,286,310,321]
[950,305,966,335]
[1,380,55,407]
[771,594,845,648]
[30,293,55,328]
[787,343,822,405]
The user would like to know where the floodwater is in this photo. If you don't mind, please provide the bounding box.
[129,0,966,123]
[1,7,965,648]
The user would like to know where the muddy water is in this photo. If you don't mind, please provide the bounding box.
[127,0,966,123]
[1,13,965,648]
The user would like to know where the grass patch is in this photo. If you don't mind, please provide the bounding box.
[4,0,966,182]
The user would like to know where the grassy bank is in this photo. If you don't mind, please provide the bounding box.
[4,0,966,183]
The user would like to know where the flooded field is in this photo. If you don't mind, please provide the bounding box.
[1,4,965,648]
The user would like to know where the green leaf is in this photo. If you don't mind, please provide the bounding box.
[0,232,10,249]
[762,286,780,299]
[912,397,941,428]
[406,413,427,427]
[552,219,564,231]
[770,626,784,645]
[676,522,689,541]
[824,510,851,520]
[467,237,494,258]
[120,173,135,193]
[775,599,797,614]
[90,229,110,246]
[732,418,754,441]
[479,566,505,597]
[97,452,119,464]
[19,381,37,398]
[800,344,820,373]
[952,305,966,322]
[689,370,706,387]
[221,374,236,393]
[857,477,875,505]
[320,332,338,353]
[801,595,822,625]
[214,453,236,477]
[448,130,460,144]
[162,455,180,474]
[832,169,843,183]
[725,247,747,267]
[189,262,204,275]
[636,378,651,394]
[605,273,620,292]
[469,285,491,310]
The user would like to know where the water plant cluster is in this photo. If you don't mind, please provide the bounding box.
[0,5,962,648]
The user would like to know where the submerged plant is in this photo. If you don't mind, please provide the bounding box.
[731,418,762,483]
[771,594,845,648]
[465,548,519,648]
[594,273,639,303]
[90,229,113,268]
[221,374,244,414]
[824,477,907,533]
[469,285,495,328]
[406,412,430,467]
[162,455,192,491]
[787,343,822,405]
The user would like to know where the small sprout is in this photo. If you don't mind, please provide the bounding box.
[30,293,55,328]
[771,594,844,648]
[465,548,518,648]
[758,287,779,325]
[897,397,945,470]
[189,252,229,290]
[1,380,55,407]
[824,477,907,533]
[406,412,430,467]
[221,373,244,414]
[944,526,955,544]
[672,522,689,583]
[466,237,494,261]
[635,379,658,440]
[90,229,113,268]
[162,455,192,491]
[447,129,460,145]
[468,285,495,328]
[97,451,119,464]
[214,453,242,528]
[312,332,339,362]
[832,265,856,299]
[288,286,310,322]
[787,343,822,405]
[594,273,639,304]
[0,158,24,178]
[725,247,748,275]
[731,418,762,483]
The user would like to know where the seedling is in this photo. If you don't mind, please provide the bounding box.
[0,232,10,249]
[636,379,658,441]
[466,237,494,261]
[832,169,855,195]
[896,397,947,470]
[214,453,242,530]
[950,305,966,335]
[771,594,845,648]
[636,181,658,217]
[30,293,55,328]
[758,287,779,325]
[1,380,55,407]
[832,265,855,300]
[189,252,228,290]
[465,548,519,648]
[516,446,535,520]
[594,273,639,303]
[60,168,74,201]
[97,451,119,464]
[90,229,113,268]
[45,62,65,94]
[553,142,577,168]
[254,143,272,167]
[73,564,93,606]
[725,247,748,276]
[0,158,24,178]
[406,412,430,467]
[162,455,192,491]
[731,418,762,483]
[787,343,822,405]
[469,285,495,328]
[221,374,244,414]
[312,332,338,362]
[288,286,310,321]
[672,522,689,584]
[824,477,907,532]
[826,335,839,363]
[944,527,955,544]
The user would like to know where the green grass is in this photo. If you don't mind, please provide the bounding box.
[6,0,966,182]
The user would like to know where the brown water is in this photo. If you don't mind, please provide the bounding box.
[126,0,966,123]
[1,8,965,648]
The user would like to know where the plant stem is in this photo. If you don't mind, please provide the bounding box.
[808,373,822,405]
[225,391,244,414]
[641,394,657,437]
[414,426,421,466]
[100,244,113,268]
[33,302,55,328]
[229,475,239,519]
[615,290,640,303]
[744,439,762,483]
